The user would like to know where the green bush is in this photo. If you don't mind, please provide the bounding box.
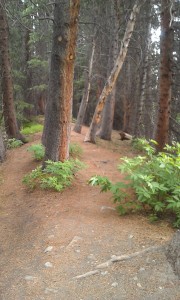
[89,141,180,228]
[23,159,85,191]
[21,123,43,135]
[27,144,45,161]
[7,138,23,149]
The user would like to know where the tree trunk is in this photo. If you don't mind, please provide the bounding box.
[73,38,95,133]
[0,1,24,141]
[97,0,119,141]
[42,0,80,162]
[84,1,141,143]
[0,129,6,162]
[155,0,174,151]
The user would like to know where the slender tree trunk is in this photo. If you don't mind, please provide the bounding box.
[135,22,151,137]
[155,0,174,151]
[84,1,141,143]
[73,38,95,133]
[0,1,24,141]
[42,0,80,162]
[98,1,119,141]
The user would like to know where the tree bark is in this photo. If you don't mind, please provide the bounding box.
[84,1,141,143]
[155,0,174,151]
[42,0,80,162]
[0,1,24,141]
[0,129,6,162]
[73,38,95,133]
[97,0,119,141]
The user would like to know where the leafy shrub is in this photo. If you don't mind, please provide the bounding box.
[7,138,23,149]
[27,144,45,161]
[69,142,83,158]
[21,123,43,135]
[89,141,180,228]
[23,159,84,191]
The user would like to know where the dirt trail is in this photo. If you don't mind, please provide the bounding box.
[0,126,179,300]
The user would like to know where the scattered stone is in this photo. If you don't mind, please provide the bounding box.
[45,288,58,294]
[24,275,36,281]
[100,206,116,212]
[87,254,96,260]
[44,246,53,253]
[159,286,163,290]
[75,249,81,253]
[48,235,55,239]
[139,267,145,272]
[129,234,134,239]
[44,262,53,268]
[101,271,108,276]
[111,282,118,287]
[137,282,143,289]
[133,276,138,281]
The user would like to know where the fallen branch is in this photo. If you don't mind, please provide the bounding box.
[73,270,99,279]
[73,245,163,278]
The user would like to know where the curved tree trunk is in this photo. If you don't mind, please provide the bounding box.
[42,0,80,162]
[84,1,141,143]
[155,0,174,151]
[0,1,24,141]
[73,39,95,133]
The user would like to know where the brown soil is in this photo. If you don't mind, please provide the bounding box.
[0,126,179,300]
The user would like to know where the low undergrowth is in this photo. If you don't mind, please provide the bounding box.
[7,138,23,149]
[89,140,180,228]
[23,159,84,191]
[21,123,43,135]
[27,144,45,161]
[27,142,83,161]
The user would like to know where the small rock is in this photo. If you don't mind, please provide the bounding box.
[111,282,118,287]
[101,271,108,276]
[137,282,143,289]
[44,246,53,253]
[48,235,55,239]
[159,286,163,290]
[133,276,138,281]
[75,249,81,253]
[129,234,134,239]
[88,254,96,260]
[100,206,116,212]
[45,288,58,294]
[44,262,53,268]
[24,275,36,281]
[139,267,145,272]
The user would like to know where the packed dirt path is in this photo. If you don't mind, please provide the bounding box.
[0,126,179,300]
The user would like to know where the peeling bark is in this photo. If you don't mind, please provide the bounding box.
[84,1,141,143]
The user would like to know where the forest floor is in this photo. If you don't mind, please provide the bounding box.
[0,125,179,300]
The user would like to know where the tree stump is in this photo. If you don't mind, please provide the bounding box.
[165,230,180,279]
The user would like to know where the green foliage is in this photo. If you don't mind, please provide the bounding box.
[89,141,180,228]
[21,123,43,135]
[7,138,23,149]
[23,159,84,191]
[27,144,45,161]
[28,57,48,69]
[69,143,83,158]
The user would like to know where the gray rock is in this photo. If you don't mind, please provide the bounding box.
[44,262,53,268]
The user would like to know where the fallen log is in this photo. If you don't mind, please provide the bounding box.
[119,131,132,141]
